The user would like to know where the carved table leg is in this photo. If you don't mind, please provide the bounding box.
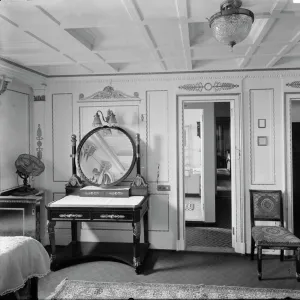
[47,220,56,270]
[71,221,78,242]
[132,221,141,274]
[296,247,300,282]
[143,210,149,245]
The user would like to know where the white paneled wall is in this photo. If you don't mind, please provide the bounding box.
[34,71,300,252]
[250,89,275,185]
[146,90,169,183]
[52,94,73,182]
[0,87,30,191]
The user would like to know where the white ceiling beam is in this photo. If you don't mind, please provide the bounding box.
[239,0,288,68]
[266,30,300,68]
[121,0,167,71]
[175,0,192,70]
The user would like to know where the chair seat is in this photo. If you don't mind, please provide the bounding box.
[252,226,300,246]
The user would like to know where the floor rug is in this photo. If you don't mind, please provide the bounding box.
[47,278,300,299]
[186,227,232,248]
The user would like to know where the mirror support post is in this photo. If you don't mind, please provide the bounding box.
[136,133,141,175]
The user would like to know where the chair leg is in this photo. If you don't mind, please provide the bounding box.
[296,248,300,282]
[251,237,255,260]
[280,249,284,261]
[257,246,262,280]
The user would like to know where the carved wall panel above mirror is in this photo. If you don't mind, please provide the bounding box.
[77,126,136,187]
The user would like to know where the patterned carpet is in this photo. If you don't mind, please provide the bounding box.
[186,227,232,249]
[47,279,300,299]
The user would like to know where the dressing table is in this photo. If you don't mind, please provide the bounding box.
[46,125,149,274]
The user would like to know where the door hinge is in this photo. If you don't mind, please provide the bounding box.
[232,227,235,235]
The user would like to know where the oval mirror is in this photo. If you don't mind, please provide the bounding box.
[77,126,136,187]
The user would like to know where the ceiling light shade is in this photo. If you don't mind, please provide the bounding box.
[209,0,254,49]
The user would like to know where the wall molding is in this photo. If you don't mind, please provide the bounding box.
[0,75,12,95]
[286,81,300,88]
[178,81,239,92]
[249,89,275,185]
[36,124,43,160]
[46,71,300,85]
[78,85,141,101]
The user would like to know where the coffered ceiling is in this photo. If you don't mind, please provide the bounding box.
[0,0,300,77]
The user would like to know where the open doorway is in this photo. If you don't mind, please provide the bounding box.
[286,96,300,238]
[183,102,232,252]
[177,94,244,254]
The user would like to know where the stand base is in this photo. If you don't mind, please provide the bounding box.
[51,241,150,274]
[11,187,39,196]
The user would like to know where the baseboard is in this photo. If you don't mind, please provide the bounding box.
[185,193,200,198]
[234,241,246,254]
[177,239,185,251]
[185,221,216,227]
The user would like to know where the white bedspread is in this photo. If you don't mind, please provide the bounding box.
[0,236,51,296]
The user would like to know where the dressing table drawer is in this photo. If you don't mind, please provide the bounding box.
[91,211,133,221]
[51,211,90,220]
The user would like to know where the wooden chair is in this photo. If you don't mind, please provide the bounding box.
[250,189,300,281]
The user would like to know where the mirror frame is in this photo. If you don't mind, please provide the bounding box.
[76,125,137,187]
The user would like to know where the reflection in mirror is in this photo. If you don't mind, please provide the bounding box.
[77,126,136,187]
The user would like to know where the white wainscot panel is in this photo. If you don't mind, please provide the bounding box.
[52,94,73,182]
[149,194,169,231]
[0,91,29,191]
[146,91,169,183]
[250,89,275,185]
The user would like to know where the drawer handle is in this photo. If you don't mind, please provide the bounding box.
[59,214,83,218]
[99,214,125,219]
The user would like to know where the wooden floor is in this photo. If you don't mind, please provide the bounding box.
[38,248,300,299]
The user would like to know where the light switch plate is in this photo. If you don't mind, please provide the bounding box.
[157,185,171,191]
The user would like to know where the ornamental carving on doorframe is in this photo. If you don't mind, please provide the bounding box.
[286,81,300,88]
[78,85,140,101]
[178,81,239,92]
[36,124,43,160]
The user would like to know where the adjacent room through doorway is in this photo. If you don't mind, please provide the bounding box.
[184,101,233,252]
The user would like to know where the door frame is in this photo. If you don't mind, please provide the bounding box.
[176,94,245,254]
[284,93,300,232]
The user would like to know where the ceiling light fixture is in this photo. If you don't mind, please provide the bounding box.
[208,0,254,49]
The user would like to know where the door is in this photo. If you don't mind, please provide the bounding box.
[292,123,300,238]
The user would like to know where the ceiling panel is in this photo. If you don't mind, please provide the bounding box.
[109,61,164,73]
[135,0,179,19]
[254,43,287,55]
[164,58,187,70]
[41,0,131,27]
[192,45,248,59]
[0,0,299,76]
[90,26,149,50]
[158,47,185,59]
[193,58,242,70]
[189,22,219,47]
[273,55,300,67]
[97,48,155,62]
[286,43,300,55]
[146,21,183,48]
[262,18,300,44]
[246,55,274,68]
[30,63,96,76]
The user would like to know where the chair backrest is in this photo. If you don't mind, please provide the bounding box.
[249,190,283,227]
